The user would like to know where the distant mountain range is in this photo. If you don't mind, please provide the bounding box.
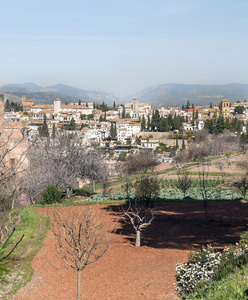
[1,82,248,106]
[0,83,123,106]
[137,83,248,107]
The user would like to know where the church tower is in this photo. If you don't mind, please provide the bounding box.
[221,99,230,118]
[54,98,61,116]
[133,97,139,111]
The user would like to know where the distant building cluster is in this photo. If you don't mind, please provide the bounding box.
[3,93,248,161]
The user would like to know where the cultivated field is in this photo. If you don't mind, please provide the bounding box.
[12,201,248,300]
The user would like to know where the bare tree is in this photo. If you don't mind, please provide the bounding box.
[198,160,211,223]
[48,206,113,300]
[232,176,248,199]
[124,150,159,175]
[177,172,192,198]
[121,204,154,247]
[0,96,27,261]
[23,133,107,203]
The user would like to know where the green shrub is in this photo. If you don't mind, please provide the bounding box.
[40,185,63,204]
[176,243,248,299]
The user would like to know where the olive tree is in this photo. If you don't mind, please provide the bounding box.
[135,176,160,208]
[177,172,192,198]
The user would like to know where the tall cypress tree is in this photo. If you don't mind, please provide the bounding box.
[52,124,56,139]
[165,118,169,132]
[147,115,151,131]
[195,109,199,120]
[122,106,126,118]
[39,115,49,137]
[110,122,114,137]
[151,111,155,131]
[141,115,146,131]
[182,139,186,150]
[176,138,179,149]
[104,112,107,121]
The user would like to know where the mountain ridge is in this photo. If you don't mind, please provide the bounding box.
[1,82,248,106]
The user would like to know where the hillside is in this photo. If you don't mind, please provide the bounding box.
[138,83,248,107]
[1,82,248,106]
[0,83,122,105]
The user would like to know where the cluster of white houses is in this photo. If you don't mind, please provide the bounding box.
[4,96,248,151]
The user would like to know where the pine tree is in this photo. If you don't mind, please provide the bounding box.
[113,101,116,110]
[78,100,81,105]
[86,102,88,107]
[104,112,106,121]
[99,115,103,122]
[68,117,77,131]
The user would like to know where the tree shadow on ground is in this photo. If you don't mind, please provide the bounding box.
[103,201,248,250]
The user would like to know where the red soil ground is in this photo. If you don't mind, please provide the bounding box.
[12,201,248,300]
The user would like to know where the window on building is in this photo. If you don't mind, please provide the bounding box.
[10,158,16,166]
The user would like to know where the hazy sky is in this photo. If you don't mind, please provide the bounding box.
[1,0,248,94]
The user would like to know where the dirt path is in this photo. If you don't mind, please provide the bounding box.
[12,201,248,300]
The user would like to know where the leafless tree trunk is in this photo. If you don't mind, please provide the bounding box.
[48,206,113,300]
[121,203,154,247]
[198,160,210,223]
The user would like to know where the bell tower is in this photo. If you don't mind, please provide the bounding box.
[133,97,139,111]
[221,99,230,118]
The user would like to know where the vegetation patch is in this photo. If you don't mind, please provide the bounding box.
[0,207,50,299]
[176,243,248,299]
